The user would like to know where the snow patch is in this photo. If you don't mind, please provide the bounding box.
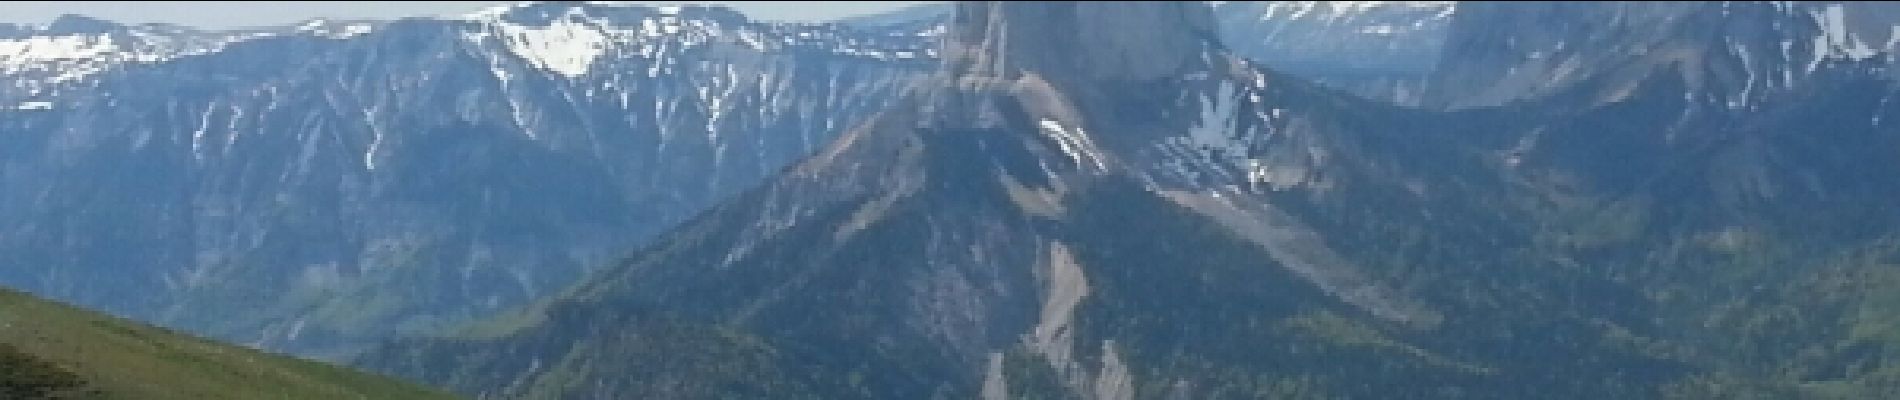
[1358,24,1399,35]
[492,18,608,77]
[0,34,121,83]
[1155,80,1305,190]
[190,104,216,161]
[1185,81,1250,156]
[1810,3,1880,68]
[1729,37,1757,108]
[297,19,376,39]
[0,34,118,64]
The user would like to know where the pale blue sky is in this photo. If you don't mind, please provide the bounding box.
[0,1,931,29]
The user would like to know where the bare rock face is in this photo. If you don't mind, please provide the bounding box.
[941,1,1216,82]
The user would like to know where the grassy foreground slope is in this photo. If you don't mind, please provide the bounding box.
[0,287,455,399]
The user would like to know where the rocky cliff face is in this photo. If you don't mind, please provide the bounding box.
[848,1,1461,104]
[0,1,930,358]
[942,1,1217,82]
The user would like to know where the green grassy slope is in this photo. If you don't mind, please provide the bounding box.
[0,287,456,399]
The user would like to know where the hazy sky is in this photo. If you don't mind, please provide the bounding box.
[0,1,931,29]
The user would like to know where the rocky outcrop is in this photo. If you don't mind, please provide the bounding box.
[847,1,1466,104]
[942,1,1216,83]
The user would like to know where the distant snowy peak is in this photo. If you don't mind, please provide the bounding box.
[1253,1,1456,24]
[3,25,222,103]
[463,1,936,78]
[1206,1,1456,104]
[1428,1,1900,110]
[467,1,747,25]
[1,16,377,103]
[4,1,936,104]
[1217,1,1456,70]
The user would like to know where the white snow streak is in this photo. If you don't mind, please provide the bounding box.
[1037,119,1106,171]
[190,104,216,161]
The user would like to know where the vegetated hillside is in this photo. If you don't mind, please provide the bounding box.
[0,287,455,399]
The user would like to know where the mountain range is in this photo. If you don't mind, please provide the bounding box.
[0,0,1496,359]
[361,1,1900,399]
[4,1,1900,399]
[2,1,929,358]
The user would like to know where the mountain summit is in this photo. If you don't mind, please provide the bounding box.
[941,1,1215,82]
[364,2,1491,398]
